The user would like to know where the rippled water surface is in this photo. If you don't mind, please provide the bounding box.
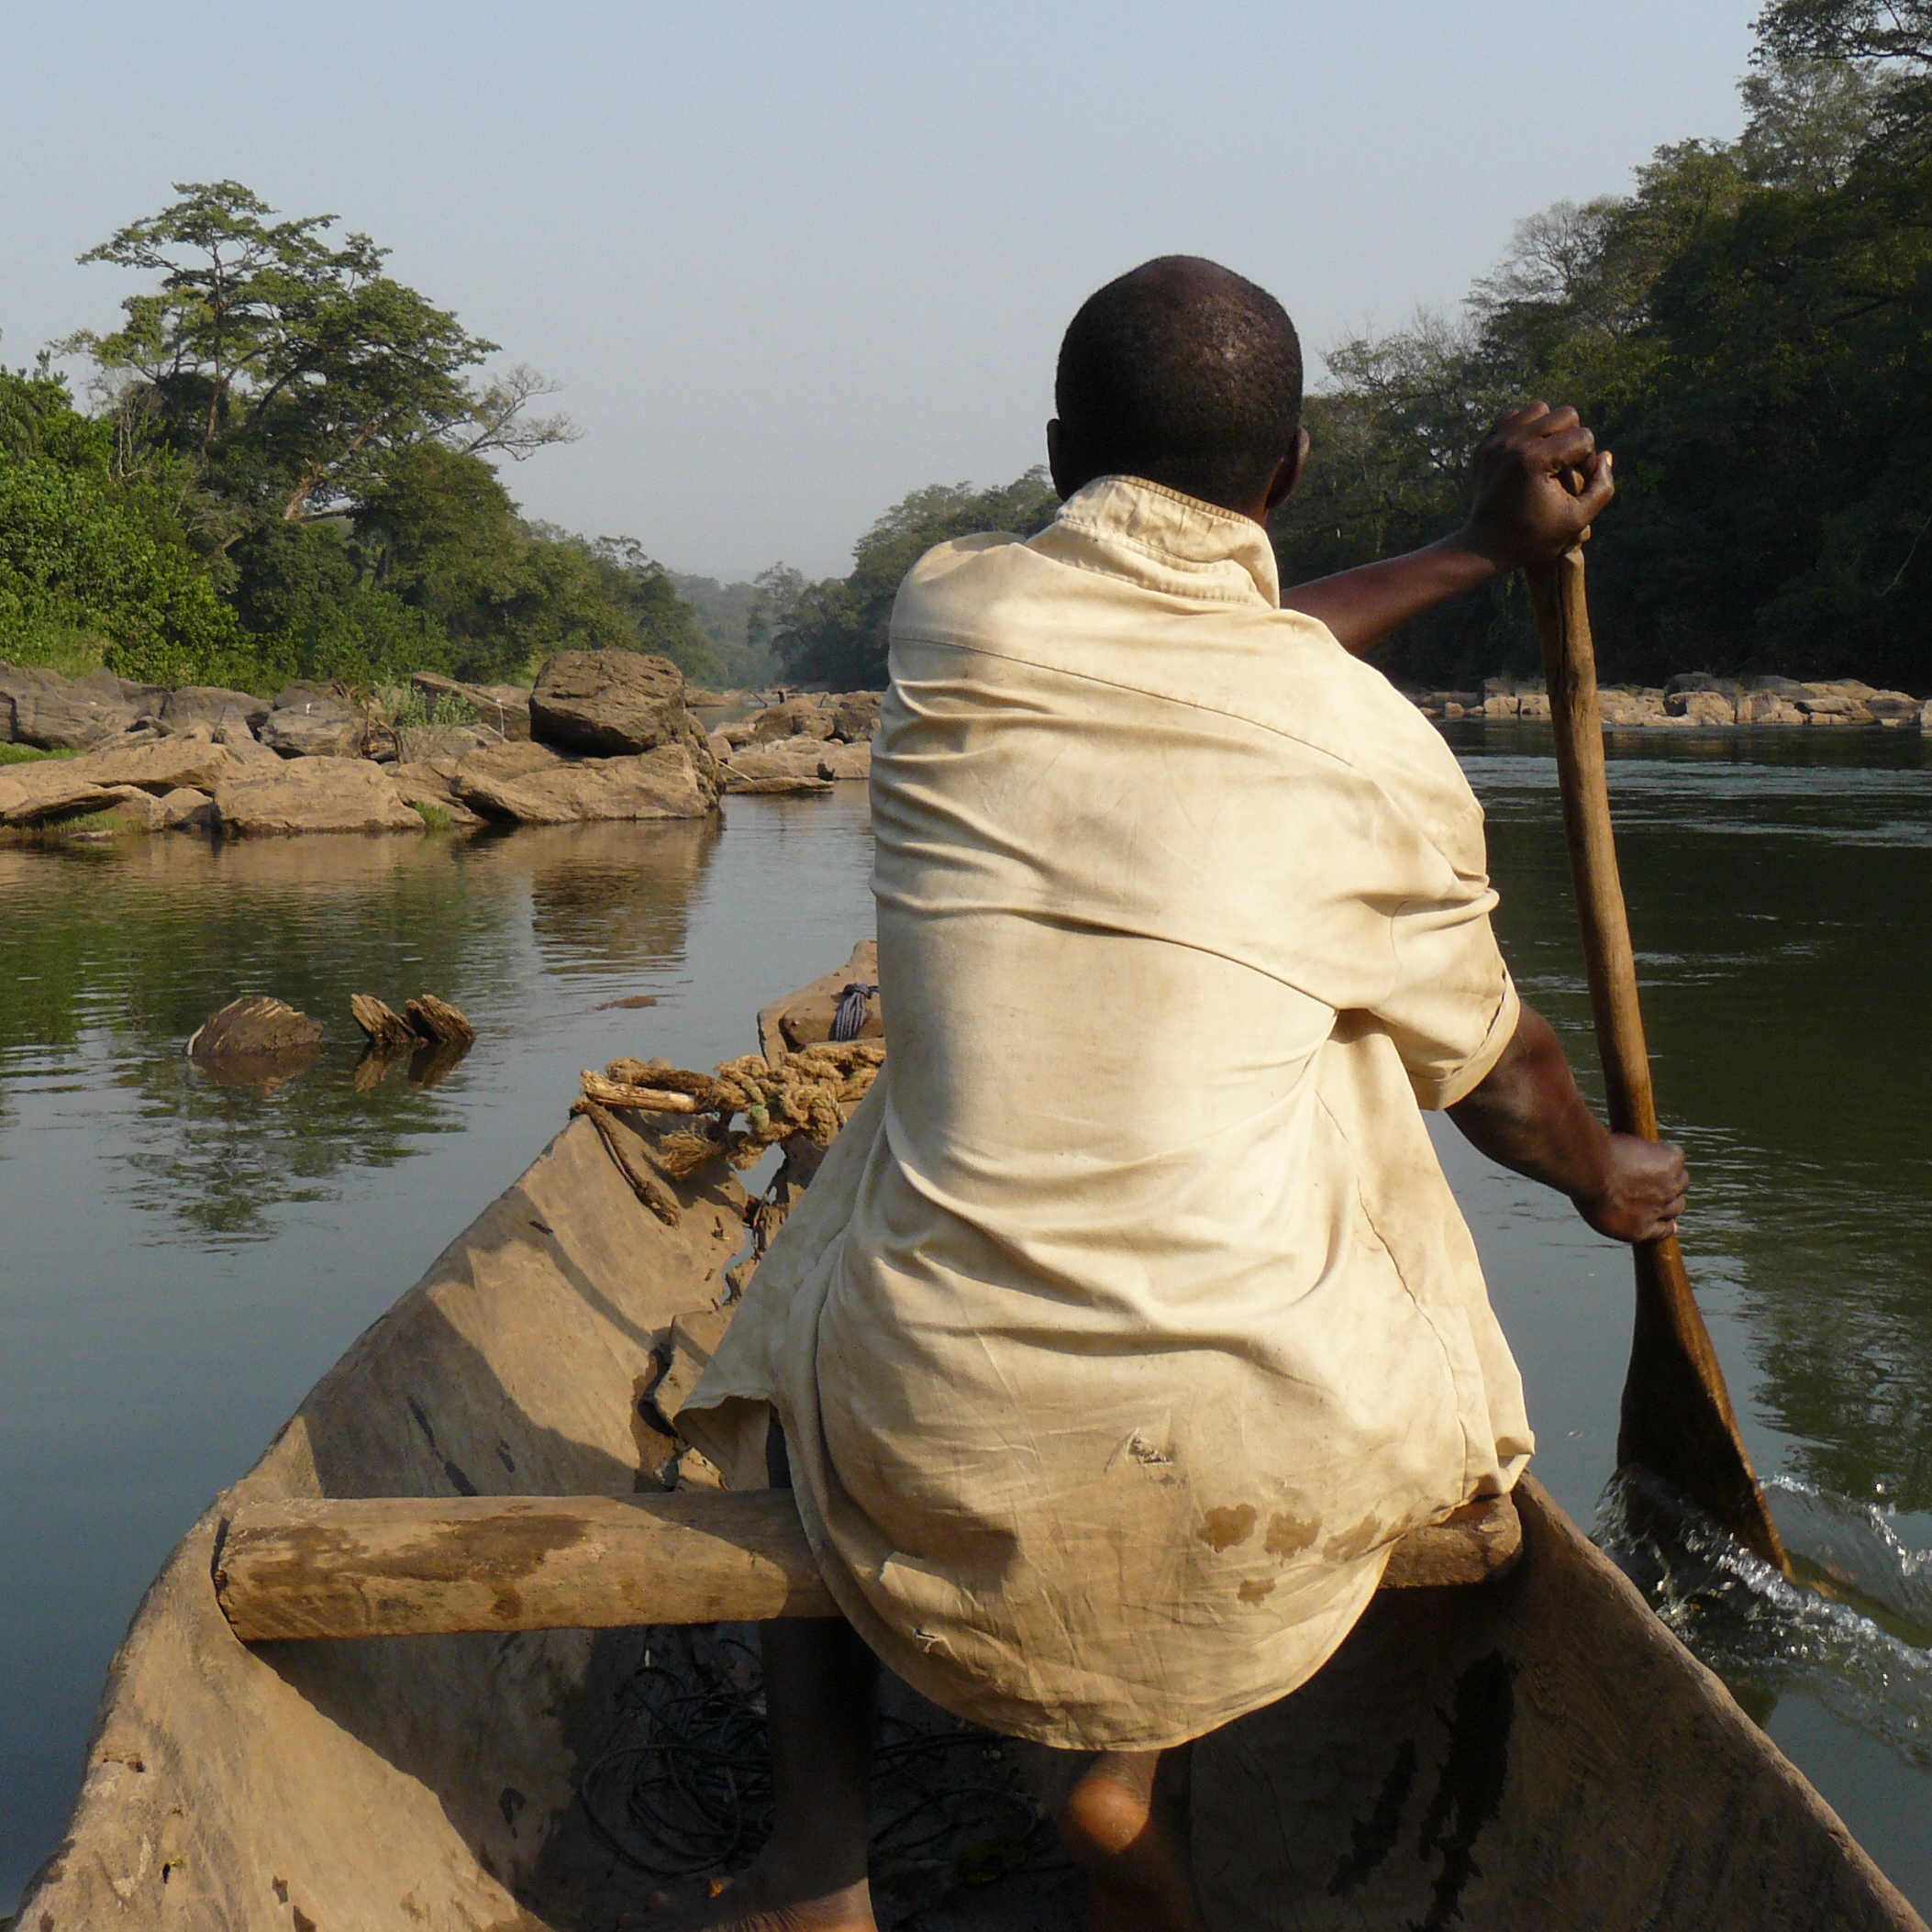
[3,730,1930,1914]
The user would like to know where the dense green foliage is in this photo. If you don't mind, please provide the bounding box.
[1270,21,1932,688]
[768,471,1058,688]
[0,182,717,693]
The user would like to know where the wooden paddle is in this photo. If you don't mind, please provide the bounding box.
[1525,539,1793,1578]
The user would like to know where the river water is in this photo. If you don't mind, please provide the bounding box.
[2,727,1928,1915]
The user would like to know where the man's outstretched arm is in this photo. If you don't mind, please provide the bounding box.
[1449,1002,1687,1244]
[1280,402,1615,655]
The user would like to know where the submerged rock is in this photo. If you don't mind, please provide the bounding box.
[187,996,325,1091]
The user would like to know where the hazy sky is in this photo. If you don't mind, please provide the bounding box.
[7,2,1763,579]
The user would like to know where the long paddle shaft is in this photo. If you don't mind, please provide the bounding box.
[1526,547,1792,1576]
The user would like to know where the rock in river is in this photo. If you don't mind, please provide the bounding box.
[529,650,710,761]
[452,738,719,825]
[187,995,325,1091]
[215,756,426,836]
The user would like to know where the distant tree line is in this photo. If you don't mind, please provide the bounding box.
[0,181,728,692]
[772,6,1932,693]
[11,6,1930,703]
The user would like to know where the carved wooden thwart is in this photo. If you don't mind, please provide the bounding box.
[213,1491,1522,1643]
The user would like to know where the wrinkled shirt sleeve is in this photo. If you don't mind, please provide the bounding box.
[1375,872,1520,1111]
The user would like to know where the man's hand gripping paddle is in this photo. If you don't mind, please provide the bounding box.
[1525,487,1793,1578]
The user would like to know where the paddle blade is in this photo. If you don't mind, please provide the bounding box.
[1620,1238,1791,1572]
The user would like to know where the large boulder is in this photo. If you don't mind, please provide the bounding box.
[155,787,219,831]
[452,737,718,824]
[0,664,161,749]
[186,995,324,1092]
[530,651,703,759]
[155,686,270,737]
[1795,688,1875,725]
[70,725,243,796]
[395,722,499,766]
[1737,690,1805,726]
[828,692,883,742]
[260,683,368,759]
[214,756,424,836]
[749,694,838,744]
[1666,689,1738,725]
[722,738,834,784]
[722,735,872,790]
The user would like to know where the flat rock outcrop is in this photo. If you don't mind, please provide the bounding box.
[721,736,872,789]
[452,738,719,825]
[69,725,243,796]
[215,756,424,836]
[1413,672,1927,731]
[0,761,123,827]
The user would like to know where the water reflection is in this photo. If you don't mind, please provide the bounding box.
[0,822,726,1244]
[1459,725,1932,1516]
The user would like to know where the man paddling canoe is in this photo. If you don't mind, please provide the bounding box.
[677,256,1687,1932]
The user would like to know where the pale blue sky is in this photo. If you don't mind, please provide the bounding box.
[7,1,1762,577]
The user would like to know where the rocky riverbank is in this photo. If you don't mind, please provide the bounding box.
[0,656,878,838]
[1411,673,1931,729]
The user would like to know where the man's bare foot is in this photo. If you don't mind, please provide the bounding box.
[1059,1752,1206,1932]
[641,1855,877,1932]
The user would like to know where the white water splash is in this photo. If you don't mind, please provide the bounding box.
[1593,1471,1932,1770]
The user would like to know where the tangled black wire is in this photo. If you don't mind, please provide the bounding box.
[578,1635,1051,1909]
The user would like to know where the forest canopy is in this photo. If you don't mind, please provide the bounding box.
[1261,8,1932,689]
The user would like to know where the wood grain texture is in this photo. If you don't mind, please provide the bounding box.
[1192,1477,1921,1932]
[215,1491,1523,1641]
[1527,549,1791,1576]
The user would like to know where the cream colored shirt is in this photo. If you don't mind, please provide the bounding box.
[683,476,1532,1750]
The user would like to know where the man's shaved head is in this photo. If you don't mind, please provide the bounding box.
[1052,256,1304,514]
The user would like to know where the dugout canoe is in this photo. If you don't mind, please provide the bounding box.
[17,957,1927,1932]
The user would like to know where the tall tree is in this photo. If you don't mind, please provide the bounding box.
[63,181,576,539]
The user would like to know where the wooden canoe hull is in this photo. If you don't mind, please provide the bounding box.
[19,1105,1926,1928]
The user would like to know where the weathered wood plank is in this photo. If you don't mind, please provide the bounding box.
[214,1489,1520,1642]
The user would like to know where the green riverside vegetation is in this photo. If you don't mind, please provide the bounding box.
[1,181,730,694]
